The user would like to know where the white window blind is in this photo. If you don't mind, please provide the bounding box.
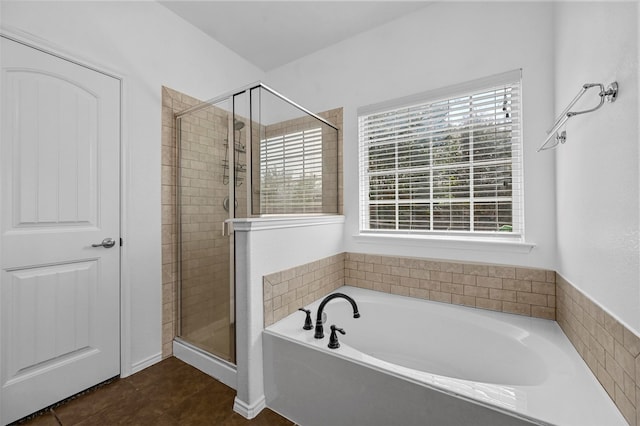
[260,127,323,214]
[358,70,523,238]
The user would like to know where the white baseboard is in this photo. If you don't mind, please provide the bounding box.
[130,352,162,375]
[233,395,266,419]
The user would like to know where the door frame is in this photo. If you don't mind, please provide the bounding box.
[0,25,132,393]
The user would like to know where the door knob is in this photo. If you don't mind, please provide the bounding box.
[92,238,116,248]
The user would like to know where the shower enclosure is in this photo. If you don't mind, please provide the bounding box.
[174,83,338,368]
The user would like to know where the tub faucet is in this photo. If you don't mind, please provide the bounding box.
[314,293,360,339]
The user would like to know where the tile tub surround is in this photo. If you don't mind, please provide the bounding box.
[263,253,345,327]
[345,253,556,320]
[263,253,555,327]
[557,274,640,425]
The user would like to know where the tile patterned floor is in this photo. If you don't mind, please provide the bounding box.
[14,357,293,426]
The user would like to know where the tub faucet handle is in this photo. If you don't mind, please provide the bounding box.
[328,325,346,349]
[298,308,313,330]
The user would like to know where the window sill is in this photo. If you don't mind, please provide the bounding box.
[353,233,536,254]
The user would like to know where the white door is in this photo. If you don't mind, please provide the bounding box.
[0,37,121,425]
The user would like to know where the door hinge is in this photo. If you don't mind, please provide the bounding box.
[120,238,123,247]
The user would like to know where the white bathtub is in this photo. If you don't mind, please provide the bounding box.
[263,286,626,426]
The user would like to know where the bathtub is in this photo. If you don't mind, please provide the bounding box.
[263,286,627,426]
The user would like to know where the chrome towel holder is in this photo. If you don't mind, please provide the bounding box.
[537,81,618,152]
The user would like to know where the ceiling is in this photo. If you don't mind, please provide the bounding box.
[159,1,433,71]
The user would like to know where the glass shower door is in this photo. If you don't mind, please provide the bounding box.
[176,98,237,363]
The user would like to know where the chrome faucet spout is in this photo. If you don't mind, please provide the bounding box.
[314,293,360,339]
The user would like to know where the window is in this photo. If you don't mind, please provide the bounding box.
[260,127,323,214]
[358,70,523,239]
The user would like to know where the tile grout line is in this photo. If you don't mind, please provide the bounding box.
[51,409,63,426]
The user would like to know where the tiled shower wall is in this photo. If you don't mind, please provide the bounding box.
[255,109,343,215]
[263,253,555,327]
[161,87,247,358]
[318,108,343,215]
[557,275,640,425]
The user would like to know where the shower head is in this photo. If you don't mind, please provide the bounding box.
[234,119,245,131]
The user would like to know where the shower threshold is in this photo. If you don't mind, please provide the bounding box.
[173,338,237,390]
